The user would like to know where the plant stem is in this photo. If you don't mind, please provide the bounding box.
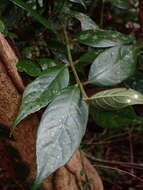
[94,164,143,183]
[63,25,88,99]
[88,0,97,17]
[82,81,90,86]
[31,182,39,190]
[100,0,105,28]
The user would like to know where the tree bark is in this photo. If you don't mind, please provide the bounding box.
[0,33,24,92]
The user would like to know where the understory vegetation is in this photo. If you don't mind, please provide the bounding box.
[1,0,143,189]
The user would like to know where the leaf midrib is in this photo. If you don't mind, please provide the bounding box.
[51,88,78,137]
[89,45,133,83]
[37,88,79,178]
[25,66,67,102]
[41,66,66,97]
[90,94,142,100]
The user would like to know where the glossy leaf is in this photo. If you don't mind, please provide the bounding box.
[17,59,41,77]
[79,49,104,63]
[70,11,98,31]
[88,45,136,86]
[0,20,5,33]
[38,58,57,71]
[21,47,33,59]
[125,72,143,94]
[35,87,89,184]
[108,0,134,9]
[75,29,134,48]
[69,0,86,8]
[14,65,69,127]
[90,107,143,129]
[9,0,59,31]
[88,88,143,111]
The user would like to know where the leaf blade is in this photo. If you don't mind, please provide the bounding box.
[0,20,5,33]
[108,0,134,9]
[88,45,136,86]
[35,86,89,184]
[79,49,104,63]
[124,72,143,94]
[9,0,58,31]
[90,106,143,129]
[88,88,143,111]
[70,11,98,31]
[17,59,41,77]
[14,65,69,127]
[69,0,86,8]
[38,58,57,71]
[75,29,134,48]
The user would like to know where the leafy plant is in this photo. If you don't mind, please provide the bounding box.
[0,20,5,33]
[107,0,134,9]
[90,106,143,129]
[6,0,143,189]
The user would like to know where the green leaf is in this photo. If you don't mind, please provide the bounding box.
[70,11,98,31]
[75,29,134,48]
[35,87,89,184]
[90,107,143,129]
[38,58,57,71]
[79,49,104,63]
[88,88,143,111]
[21,47,33,59]
[0,20,5,33]
[7,32,18,39]
[69,0,86,8]
[9,0,59,31]
[17,59,41,77]
[108,0,134,9]
[14,65,69,127]
[88,45,136,86]
[124,72,143,94]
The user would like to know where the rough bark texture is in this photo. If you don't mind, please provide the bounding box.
[0,32,103,190]
[0,33,24,92]
[0,32,39,183]
[0,60,38,180]
[0,32,39,182]
[54,150,103,190]
[0,60,21,126]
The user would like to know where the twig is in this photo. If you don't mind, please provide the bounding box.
[84,133,132,145]
[63,25,88,99]
[80,151,92,190]
[102,132,129,141]
[87,137,130,145]
[88,0,97,17]
[128,129,134,174]
[82,81,90,86]
[84,153,143,170]
[100,0,105,28]
[94,164,143,183]
[0,32,24,92]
